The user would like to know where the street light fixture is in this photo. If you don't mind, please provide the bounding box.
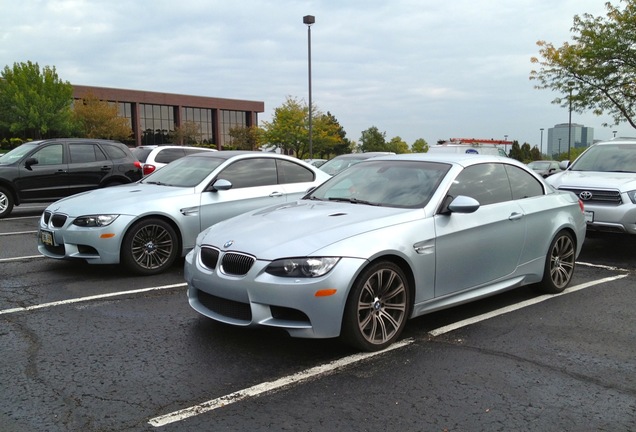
[303,15,315,159]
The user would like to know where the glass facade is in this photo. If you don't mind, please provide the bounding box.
[140,103,175,145]
[221,110,247,148]
[182,107,214,144]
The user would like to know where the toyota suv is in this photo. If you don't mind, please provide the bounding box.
[546,138,636,234]
[0,138,142,218]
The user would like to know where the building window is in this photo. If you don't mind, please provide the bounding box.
[220,110,247,148]
[140,103,175,145]
[182,107,214,144]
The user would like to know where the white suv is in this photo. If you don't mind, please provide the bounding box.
[132,145,217,176]
[546,138,636,234]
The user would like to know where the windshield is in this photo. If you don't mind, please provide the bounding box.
[141,154,225,187]
[307,160,450,208]
[570,144,636,173]
[528,161,550,170]
[319,156,368,175]
[0,142,40,165]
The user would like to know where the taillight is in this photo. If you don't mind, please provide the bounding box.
[134,161,142,169]
[143,164,156,176]
[578,199,585,212]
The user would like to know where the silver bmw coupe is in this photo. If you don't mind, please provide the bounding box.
[185,153,587,351]
[38,151,331,275]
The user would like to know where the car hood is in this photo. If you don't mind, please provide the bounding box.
[201,200,423,259]
[46,183,196,216]
[547,170,636,190]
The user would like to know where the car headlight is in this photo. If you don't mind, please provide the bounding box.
[266,257,340,278]
[627,190,636,204]
[72,215,119,227]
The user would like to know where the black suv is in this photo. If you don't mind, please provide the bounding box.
[0,138,142,218]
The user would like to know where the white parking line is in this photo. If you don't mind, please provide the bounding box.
[0,255,43,263]
[0,231,37,236]
[0,283,187,316]
[428,273,629,336]
[147,272,629,428]
[148,338,415,427]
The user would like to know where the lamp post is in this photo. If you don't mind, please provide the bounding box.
[504,134,508,154]
[303,15,315,160]
[558,138,562,156]
[540,128,544,155]
[567,81,574,160]
[613,130,617,138]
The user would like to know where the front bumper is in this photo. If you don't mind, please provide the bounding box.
[583,203,636,234]
[37,212,135,264]
[185,247,367,339]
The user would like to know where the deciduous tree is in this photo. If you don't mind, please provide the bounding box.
[530,1,636,129]
[228,125,262,150]
[359,126,388,152]
[73,94,132,141]
[0,61,74,139]
[412,138,429,153]
[170,120,202,145]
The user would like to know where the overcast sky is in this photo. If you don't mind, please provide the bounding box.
[1,0,628,151]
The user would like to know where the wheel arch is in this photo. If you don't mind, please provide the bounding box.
[0,180,20,206]
[119,214,184,260]
[360,254,416,317]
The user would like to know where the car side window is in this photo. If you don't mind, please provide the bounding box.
[219,158,277,189]
[504,164,544,199]
[31,144,64,165]
[276,159,315,184]
[447,163,512,205]
[155,148,186,164]
[69,143,107,163]
[101,144,128,160]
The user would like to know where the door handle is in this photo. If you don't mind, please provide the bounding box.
[269,191,284,197]
[509,212,524,221]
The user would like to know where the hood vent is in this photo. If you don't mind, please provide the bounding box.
[329,212,347,217]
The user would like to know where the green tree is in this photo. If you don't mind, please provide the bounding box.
[228,125,262,150]
[0,61,74,139]
[412,138,429,153]
[261,97,350,159]
[170,121,202,145]
[388,136,411,154]
[315,112,352,157]
[73,93,132,141]
[530,1,636,129]
[359,126,388,152]
[261,96,307,156]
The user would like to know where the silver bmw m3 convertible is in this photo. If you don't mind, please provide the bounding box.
[185,153,586,351]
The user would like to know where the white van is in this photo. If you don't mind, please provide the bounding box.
[428,144,507,157]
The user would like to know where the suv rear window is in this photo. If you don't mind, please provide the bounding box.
[131,147,153,163]
[102,143,129,160]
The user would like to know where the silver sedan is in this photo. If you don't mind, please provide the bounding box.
[37,151,331,275]
[185,153,587,351]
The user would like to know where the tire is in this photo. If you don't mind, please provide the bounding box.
[0,186,14,219]
[341,260,410,352]
[121,218,179,275]
[537,230,576,294]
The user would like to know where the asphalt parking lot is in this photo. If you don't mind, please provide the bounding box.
[1,204,635,431]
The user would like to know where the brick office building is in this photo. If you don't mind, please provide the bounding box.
[73,85,264,148]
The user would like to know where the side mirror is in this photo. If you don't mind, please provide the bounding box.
[24,157,38,170]
[559,160,570,170]
[447,195,480,214]
[210,178,232,192]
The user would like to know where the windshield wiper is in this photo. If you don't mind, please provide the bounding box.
[328,197,382,206]
[143,181,171,186]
